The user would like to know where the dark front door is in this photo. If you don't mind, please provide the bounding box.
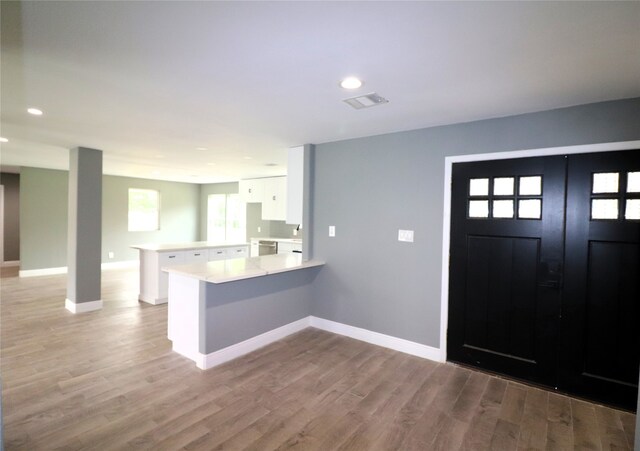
[448,150,640,410]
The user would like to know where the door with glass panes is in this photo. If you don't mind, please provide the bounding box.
[448,150,640,410]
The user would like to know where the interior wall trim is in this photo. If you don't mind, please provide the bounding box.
[183,315,444,370]
[192,316,312,370]
[65,298,103,313]
[310,316,443,362]
[1,260,20,267]
[19,260,139,278]
[439,140,640,363]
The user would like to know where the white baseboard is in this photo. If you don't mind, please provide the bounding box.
[1,260,20,267]
[139,295,168,305]
[309,316,444,363]
[185,315,443,370]
[19,260,138,278]
[101,260,139,270]
[65,298,103,313]
[195,316,312,370]
[20,266,67,277]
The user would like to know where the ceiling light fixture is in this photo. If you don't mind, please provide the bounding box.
[243,156,253,160]
[0,137,8,143]
[27,108,43,116]
[206,162,216,166]
[340,77,363,89]
[196,147,208,151]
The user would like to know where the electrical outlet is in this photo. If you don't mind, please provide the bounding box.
[108,251,115,259]
[293,228,298,236]
[329,225,336,237]
[398,229,414,242]
[257,226,261,233]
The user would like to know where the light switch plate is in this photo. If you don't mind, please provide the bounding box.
[329,225,336,237]
[398,229,414,242]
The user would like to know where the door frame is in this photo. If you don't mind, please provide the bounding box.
[439,140,640,362]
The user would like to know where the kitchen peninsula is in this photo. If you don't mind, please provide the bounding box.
[164,254,324,369]
[132,241,249,305]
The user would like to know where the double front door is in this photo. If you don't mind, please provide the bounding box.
[448,150,640,410]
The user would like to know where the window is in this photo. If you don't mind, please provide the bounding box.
[128,188,160,231]
[467,175,543,220]
[207,194,246,242]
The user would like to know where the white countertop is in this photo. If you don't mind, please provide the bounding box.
[163,254,324,284]
[131,241,249,252]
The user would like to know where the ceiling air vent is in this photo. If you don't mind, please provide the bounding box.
[343,92,389,110]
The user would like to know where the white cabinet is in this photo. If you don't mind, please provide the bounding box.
[226,246,248,259]
[239,178,264,203]
[250,239,260,257]
[136,244,249,305]
[262,176,287,221]
[277,241,302,254]
[185,250,208,264]
[159,251,185,266]
[208,248,228,261]
[208,246,248,261]
[286,146,304,225]
[240,176,287,221]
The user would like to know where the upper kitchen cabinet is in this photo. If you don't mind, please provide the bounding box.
[286,146,303,225]
[239,178,264,203]
[262,176,287,221]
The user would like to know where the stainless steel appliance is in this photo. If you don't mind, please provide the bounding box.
[258,240,277,256]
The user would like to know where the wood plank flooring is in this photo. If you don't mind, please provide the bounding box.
[1,268,636,450]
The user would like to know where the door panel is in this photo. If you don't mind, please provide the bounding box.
[561,150,640,409]
[464,235,539,360]
[449,156,566,387]
[449,149,640,410]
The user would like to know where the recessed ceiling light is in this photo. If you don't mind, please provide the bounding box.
[206,162,216,166]
[0,137,8,143]
[243,156,253,160]
[27,108,43,116]
[196,147,208,151]
[340,77,363,89]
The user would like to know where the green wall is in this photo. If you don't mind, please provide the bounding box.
[20,168,200,270]
[20,168,69,270]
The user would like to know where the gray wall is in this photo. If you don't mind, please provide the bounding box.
[0,173,20,261]
[310,97,640,348]
[202,267,319,353]
[20,167,200,270]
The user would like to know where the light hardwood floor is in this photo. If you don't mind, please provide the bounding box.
[1,268,636,450]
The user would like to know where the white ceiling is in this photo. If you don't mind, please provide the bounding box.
[1,1,639,183]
